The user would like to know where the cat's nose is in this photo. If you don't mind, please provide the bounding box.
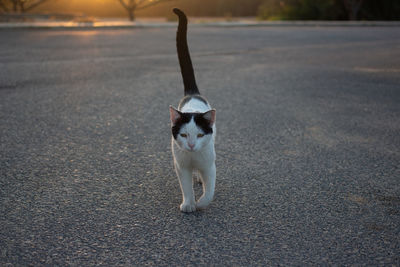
[188,143,195,149]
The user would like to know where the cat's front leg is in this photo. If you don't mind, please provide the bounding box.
[196,163,216,209]
[175,165,196,212]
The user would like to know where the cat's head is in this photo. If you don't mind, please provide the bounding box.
[169,106,216,152]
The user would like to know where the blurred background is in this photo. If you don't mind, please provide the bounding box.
[1,0,399,23]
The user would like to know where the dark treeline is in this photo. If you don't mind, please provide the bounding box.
[3,0,400,20]
[144,0,400,20]
[257,0,400,20]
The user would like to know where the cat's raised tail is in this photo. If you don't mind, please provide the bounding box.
[173,8,200,96]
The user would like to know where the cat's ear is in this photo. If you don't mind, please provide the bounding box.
[169,106,182,125]
[203,109,216,126]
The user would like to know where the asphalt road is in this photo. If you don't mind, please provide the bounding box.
[1,26,399,266]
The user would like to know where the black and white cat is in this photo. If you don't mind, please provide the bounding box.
[169,8,216,212]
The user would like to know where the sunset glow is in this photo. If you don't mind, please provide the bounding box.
[31,0,175,18]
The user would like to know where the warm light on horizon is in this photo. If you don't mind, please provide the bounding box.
[32,0,175,18]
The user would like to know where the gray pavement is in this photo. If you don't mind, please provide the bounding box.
[1,26,399,265]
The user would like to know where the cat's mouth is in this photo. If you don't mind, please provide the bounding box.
[187,147,196,152]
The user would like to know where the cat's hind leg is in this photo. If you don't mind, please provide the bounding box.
[196,163,216,209]
[193,170,202,185]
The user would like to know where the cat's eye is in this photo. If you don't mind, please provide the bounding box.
[180,133,187,138]
[197,134,204,138]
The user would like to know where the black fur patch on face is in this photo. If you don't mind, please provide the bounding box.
[172,112,192,139]
[194,113,213,135]
[171,112,213,139]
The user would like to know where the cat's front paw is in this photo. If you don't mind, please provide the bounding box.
[180,202,196,213]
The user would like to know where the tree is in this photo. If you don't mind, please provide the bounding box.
[343,0,363,20]
[0,0,49,13]
[0,0,9,12]
[360,0,400,20]
[257,0,288,20]
[118,0,174,21]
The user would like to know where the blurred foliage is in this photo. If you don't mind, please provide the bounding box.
[361,0,400,20]
[117,0,174,21]
[258,0,346,20]
[257,0,400,20]
[0,0,49,13]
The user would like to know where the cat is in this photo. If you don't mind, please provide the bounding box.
[169,8,217,213]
